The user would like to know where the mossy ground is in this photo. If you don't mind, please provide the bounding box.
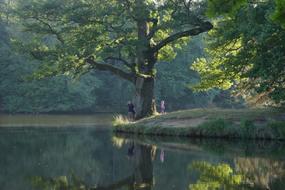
[113,108,285,140]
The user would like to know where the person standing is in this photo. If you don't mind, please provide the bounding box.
[127,101,135,120]
[151,98,157,113]
[160,100,165,114]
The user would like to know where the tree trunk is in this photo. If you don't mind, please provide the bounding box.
[133,77,155,119]
[133,1,157,119]
[134,144,153,190]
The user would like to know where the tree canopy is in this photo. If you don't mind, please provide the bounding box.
[12,0,211,80]
[9,0,213,118]
[192,0,285,105]
[1,0,222,113]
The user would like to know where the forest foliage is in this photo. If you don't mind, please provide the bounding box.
[192,0,285,106]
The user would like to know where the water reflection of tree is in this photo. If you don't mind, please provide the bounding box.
[30,144,154,190]
[189,160,285,190]
[188,161,246,190]
[235,157,285,190]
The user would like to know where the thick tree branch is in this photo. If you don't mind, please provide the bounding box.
[85,56,135,83]
[151,21,213,53]
[103,56,132,68]
[147,18,158,40]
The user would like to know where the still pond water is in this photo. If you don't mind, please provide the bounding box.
[0,114,285,190]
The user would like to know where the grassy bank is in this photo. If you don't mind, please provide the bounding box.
[113,108,285,140]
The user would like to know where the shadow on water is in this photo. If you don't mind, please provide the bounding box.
[0,127,285,190]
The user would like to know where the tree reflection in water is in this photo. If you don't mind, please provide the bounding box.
[189,160,285,190]
[234,158,285,190]
[30,143,154,190]
[28,136,285,190]
[189,161,246,190]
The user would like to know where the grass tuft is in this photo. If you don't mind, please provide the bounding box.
[112,115,131,127]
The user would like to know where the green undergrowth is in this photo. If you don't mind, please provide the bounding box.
[196,119,285,140]
[113,108,285,140]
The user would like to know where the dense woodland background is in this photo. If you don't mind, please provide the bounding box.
[0,0,284,114]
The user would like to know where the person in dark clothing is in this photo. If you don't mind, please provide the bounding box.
[127,101,135,120]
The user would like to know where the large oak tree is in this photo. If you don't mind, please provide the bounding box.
[13,0,212,118]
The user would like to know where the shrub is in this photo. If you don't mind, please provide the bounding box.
[198,119,230,137]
